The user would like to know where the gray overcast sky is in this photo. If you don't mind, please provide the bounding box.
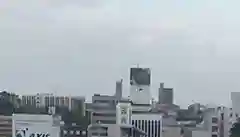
[1,0,240,107]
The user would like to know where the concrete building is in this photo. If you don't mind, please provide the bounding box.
[130,67,151,105]
[183,127,210,137]
[88,124,147,137]
[115,79,123,101]
[21,93,85,112]
[91,94,117,124]
[162,125,182,137]
[88,99,148,137]
[0,115,12,137]
[158,83,173,105]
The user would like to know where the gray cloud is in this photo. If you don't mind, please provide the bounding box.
[1,0,240,107]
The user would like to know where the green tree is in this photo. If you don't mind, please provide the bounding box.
[230,119,240,137]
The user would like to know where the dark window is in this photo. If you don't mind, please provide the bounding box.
[151,121,154,137]
[145,120,148,132]
[92,113,115,117]
[158,121,161,137]
[142,120,144,130]
[98,120,115,124]
[154,121,158,137]
[212,135,218,137]
[135,120,137,128]
[138,120,141,128]
[92,133,108,136]
[212,117,218,123]
[221,113,224,120]
[148,121,151,137]
[132,120,134,125]
[212,126,218,132]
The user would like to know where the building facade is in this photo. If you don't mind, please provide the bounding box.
[0,115,12,137]
[90,94,117,125]
[131,112,162,137]
[130,68,151,105]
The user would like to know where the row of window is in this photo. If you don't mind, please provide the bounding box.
[93,120,116,124]
[62,130,86,135]
[92,113,116,117]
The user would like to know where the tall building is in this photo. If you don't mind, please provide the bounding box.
[158,83,173,105]
[89,79,125,125]
[130,67,151,105]
[115,79,123,101]
[231,92,240,122]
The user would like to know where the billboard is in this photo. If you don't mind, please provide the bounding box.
[130,68,151,86]
[12,114,59,137]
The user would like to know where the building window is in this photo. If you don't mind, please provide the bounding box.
[82,131,86,135]
[212,135,218,137]
[158,121,161,137]
[63,130,68,135]
[154,121,158,137]
[138,120,141,128]
[148,121,151,137]
[76,131,80,135]
[212,126,218,132]
[212,117,218,123]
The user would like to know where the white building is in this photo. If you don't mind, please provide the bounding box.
[12,114,61,137]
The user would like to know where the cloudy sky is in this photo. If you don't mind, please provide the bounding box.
[1,0,240,107]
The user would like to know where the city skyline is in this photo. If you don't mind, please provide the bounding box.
[2,0,240,107]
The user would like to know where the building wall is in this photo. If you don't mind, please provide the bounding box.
[116,102,132,125]
[0,115,12,137]
[21,94,85,112]
[130,85,151,105]
[91,94,117,124]
[231,92,240,121]
[12,114,61,137]
[192,130,210,137]
[162,126,181,137]
[129,68,151,105]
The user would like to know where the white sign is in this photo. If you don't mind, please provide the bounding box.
[12,114,59,137]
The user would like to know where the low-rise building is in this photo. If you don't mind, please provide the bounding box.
[21,93,85,112]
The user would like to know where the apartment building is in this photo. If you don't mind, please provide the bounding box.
[21,93,85,112]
